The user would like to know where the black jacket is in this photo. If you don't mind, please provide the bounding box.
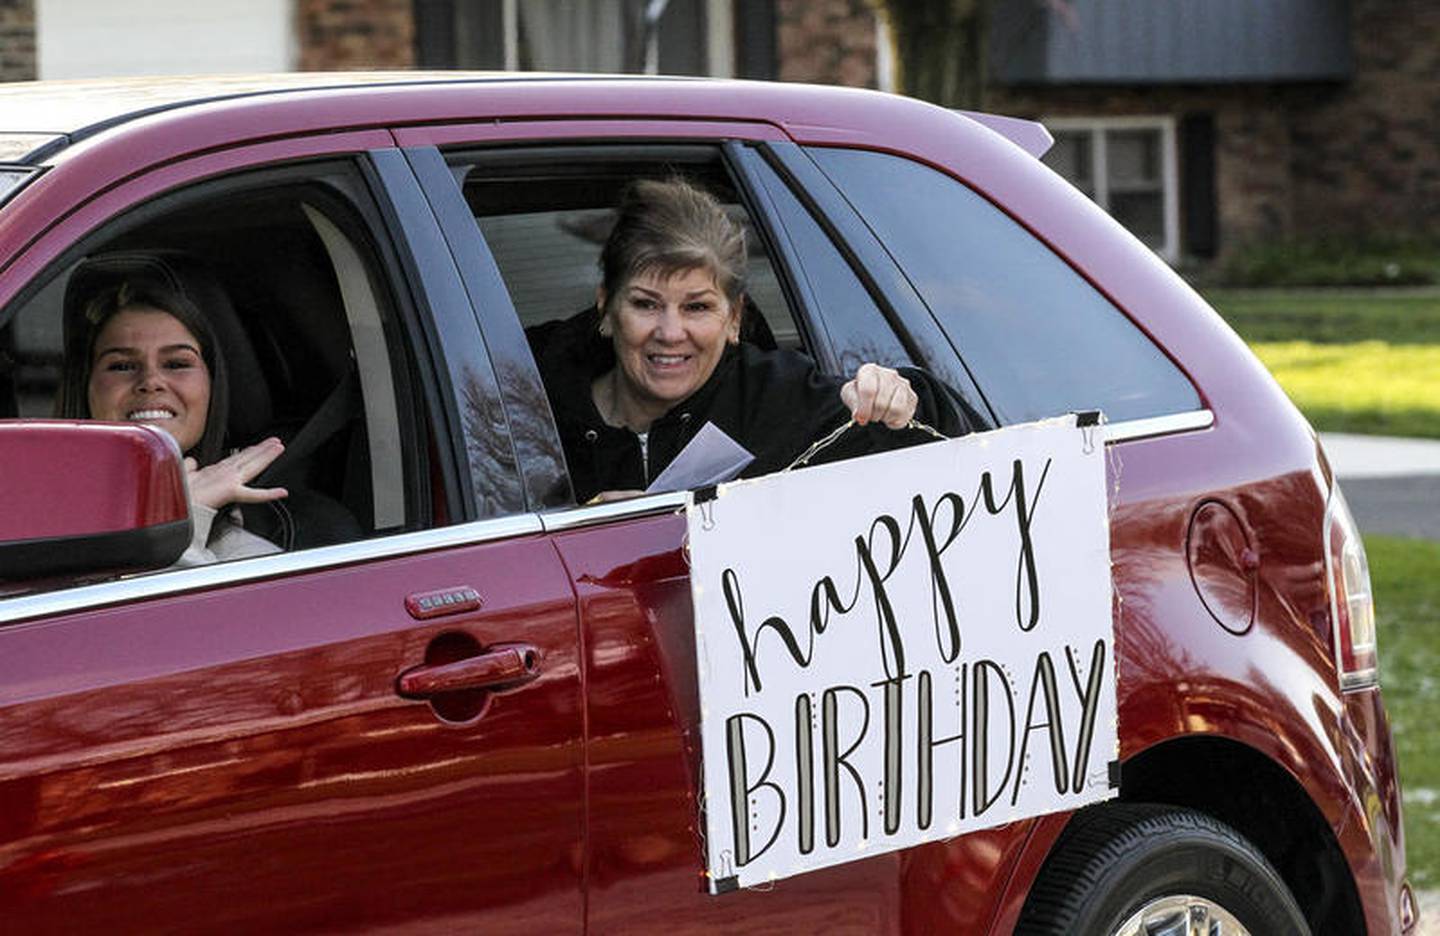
[528,308,966,504]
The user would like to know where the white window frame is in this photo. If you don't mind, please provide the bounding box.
[1044,115,1179,263]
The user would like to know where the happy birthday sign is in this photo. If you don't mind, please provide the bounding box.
[687,415,1117,892]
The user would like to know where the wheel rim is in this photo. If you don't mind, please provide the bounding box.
[1113,894,1250,936]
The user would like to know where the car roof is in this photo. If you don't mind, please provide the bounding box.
[0,71,1050,166]
[0,72,584,161]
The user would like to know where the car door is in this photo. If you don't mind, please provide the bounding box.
[400,122,915,927]
[0,134,584,933]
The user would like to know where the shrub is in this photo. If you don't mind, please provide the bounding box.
[1216,236,1440,288]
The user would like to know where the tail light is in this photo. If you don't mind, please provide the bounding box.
[1325,486,1378,689]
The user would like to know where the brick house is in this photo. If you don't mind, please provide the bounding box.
[2,0,1436,262]
[768,0,1440,263]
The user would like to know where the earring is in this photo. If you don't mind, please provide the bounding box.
[598,318,612,337]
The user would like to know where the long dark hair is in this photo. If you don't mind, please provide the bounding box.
[55,276,230,466]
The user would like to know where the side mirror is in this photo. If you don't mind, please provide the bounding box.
[0,420,191,580]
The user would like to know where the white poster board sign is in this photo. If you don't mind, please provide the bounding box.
[687,415,1116,893]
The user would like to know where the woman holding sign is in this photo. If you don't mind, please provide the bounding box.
[528,177,963,504]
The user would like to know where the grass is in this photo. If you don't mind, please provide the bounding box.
[1368,535,1440,888]
[1210,289,1440,345]
[1205,288,1440,439]
[1212,238,1440,288]
[1249,342,1440,439]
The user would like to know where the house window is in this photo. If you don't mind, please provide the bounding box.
[415,0,733,76]
[1042,117,1179,262]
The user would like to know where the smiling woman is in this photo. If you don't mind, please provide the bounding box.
[55,272,286,567]
[527,177,961,504]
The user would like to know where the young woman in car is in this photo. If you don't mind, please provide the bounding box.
[527,176,960,504]
[56,276,287,566]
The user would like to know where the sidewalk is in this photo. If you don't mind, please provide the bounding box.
[1319,432,1440,479]
[1318,433,1440,541]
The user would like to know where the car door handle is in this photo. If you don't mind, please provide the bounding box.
[397,644,540,698]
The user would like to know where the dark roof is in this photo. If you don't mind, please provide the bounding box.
[992,0,1352,85]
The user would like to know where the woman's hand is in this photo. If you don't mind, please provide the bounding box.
[186,437,288,511]
[841,363,919,429]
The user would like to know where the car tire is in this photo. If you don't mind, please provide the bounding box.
[1013,803,1311,936]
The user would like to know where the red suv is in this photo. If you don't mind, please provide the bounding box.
[0,74,1413,933]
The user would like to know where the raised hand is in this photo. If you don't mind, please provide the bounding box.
[840,362,919,429]
[185,437,288,511]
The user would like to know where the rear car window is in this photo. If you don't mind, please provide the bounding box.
[808,147,1201,426]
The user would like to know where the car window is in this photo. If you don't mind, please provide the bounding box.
[808,147,1202,425]
[733,146,912,377]
[0,165,449,586]
[439,145,854,505]
[446,147,804,352]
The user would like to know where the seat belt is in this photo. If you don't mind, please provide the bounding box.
[255,367,359,488]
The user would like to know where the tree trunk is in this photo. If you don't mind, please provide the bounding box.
[879,0,989,110]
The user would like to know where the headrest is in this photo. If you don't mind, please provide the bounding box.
[63,250,273,442]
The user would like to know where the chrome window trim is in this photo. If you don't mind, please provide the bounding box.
[539,490,689,533]
[1,410,1213,625]
[0,514,543,626]
[1103,409,1213,443]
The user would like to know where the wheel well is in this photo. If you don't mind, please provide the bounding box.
[1120,736,1365,936]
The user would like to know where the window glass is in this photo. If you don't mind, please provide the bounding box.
[451,152,799,350]
[1042,121,1175,258]
[810,146,1200,425]
[1106,130,1163,245]
[741,150,911,376]
[0,170,437,588]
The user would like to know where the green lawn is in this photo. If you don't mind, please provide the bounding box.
[1206,288,1440,344]
[1205,288,1440,439]
[1369,535,1440,888]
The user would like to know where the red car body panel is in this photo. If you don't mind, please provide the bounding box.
[0,75,1409,932]
[0,537,585,931]
[0,421,186,540]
